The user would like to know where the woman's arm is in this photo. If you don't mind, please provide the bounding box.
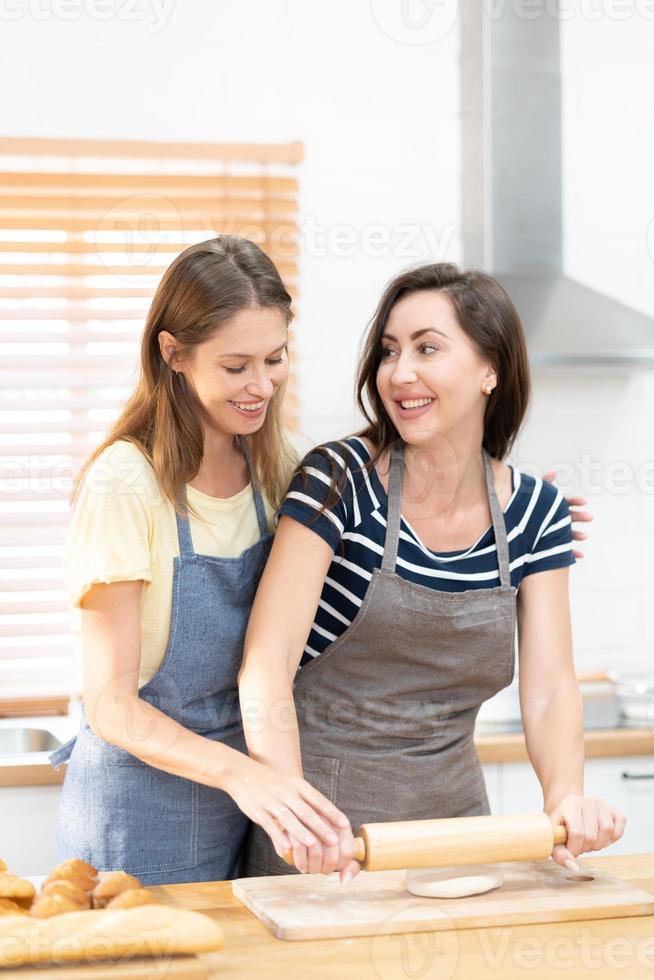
[517,568,626,868]
[81,580,343,860]
[239,515,359,878]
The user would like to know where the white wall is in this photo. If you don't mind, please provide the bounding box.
[0,0,462,452]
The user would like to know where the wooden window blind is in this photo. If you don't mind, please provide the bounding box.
[0,136,302,695]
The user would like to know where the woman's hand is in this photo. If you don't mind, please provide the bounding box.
[543,470,592,560]
[547,794,627,871]
[225,756,357,875]
[284,829,362,882]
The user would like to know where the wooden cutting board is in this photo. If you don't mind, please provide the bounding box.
[232,860,654,941]
[0,954,208,978]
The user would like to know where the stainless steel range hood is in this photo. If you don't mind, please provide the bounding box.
[460,4,654,365]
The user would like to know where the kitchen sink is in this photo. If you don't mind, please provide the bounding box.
[0,727,62,755]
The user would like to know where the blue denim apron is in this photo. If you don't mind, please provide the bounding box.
[50,442,272,884]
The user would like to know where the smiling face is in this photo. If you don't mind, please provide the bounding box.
[160,305,289,438]
[375,289,497,450]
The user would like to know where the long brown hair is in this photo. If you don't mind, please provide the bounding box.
[303,263,531,516]
[72,235,297,512]
[357,262,531,466]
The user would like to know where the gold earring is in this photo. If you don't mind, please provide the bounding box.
[484,385,493,395]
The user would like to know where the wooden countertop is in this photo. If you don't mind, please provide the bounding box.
[1,727,652,787]
[159,852,654,979]
[475,726,654,764]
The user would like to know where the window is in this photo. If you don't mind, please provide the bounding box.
[0,136,301,696]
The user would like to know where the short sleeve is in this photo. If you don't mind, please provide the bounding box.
[64,447,153,607]
[276,444,351,551]
[522,489,575,578]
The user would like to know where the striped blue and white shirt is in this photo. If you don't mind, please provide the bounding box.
[277,436,575,665]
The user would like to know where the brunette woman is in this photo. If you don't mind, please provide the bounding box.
[239,263,625,880]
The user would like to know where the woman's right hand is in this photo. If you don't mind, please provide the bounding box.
[225,757,357,878]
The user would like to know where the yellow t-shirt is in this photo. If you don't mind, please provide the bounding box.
[64,439,278,690]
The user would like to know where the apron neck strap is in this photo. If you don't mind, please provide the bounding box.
[381,441,511,586]
[175,486,195,556]
[381,440,404,572]
[240,436,269,537]
[482,449,511,588]
[174,437,268,557]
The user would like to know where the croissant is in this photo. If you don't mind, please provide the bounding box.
[106,888,158,910]
[0,859,7,873]
[92,871,142,908]
[0,873,36,909]
[44,859,98,892]
[41,879,91,909]
[31,893,82,918]
[0,897,29,916]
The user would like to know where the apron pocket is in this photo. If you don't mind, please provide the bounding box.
[88,750,199,875]
[301,753,340,804]
[242,755,342,878]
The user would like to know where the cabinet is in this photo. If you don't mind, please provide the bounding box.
[0,784,61,876]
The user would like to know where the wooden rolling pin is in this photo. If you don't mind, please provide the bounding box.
[283,812,568,872]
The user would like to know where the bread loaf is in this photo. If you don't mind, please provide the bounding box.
[0,906,224,967]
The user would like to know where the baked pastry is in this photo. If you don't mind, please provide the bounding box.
[41,879,91,909]
[92,871,141,908]
[31,892,83,918]
[0,897,28,916]
[0,873,35,908]
[0,859,7,873]
[0,906,224,967]
[106,888,157,910]
[44,859,97,892]
[31,892,84,918]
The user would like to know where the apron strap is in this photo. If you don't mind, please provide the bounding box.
[240,437,269,538]
[381,440,404,572]
[174,438,269,557]
[174,485,196,557]
[381,441,511,587]
[483,450,512,588]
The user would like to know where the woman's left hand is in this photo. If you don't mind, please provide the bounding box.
[543,470,592,560]
[547,794,627,871]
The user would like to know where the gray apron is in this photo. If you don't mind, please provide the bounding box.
[51,439,272,885]
[245,440,516,876]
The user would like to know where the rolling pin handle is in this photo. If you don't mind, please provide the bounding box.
[552,825,568,846]
[281,837,366,867]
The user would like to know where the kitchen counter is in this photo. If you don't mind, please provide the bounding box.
[157,852,654,979]
[2,729,652,787]
[2,689,652,787]
[476,726,654,764]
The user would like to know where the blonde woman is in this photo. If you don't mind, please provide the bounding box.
[50,237,351,884]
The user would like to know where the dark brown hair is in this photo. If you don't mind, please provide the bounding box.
[72,235,297,512]
[357,262,531,465]
[302,262,531,518]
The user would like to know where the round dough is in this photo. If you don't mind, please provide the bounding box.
[405,865,504,899]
